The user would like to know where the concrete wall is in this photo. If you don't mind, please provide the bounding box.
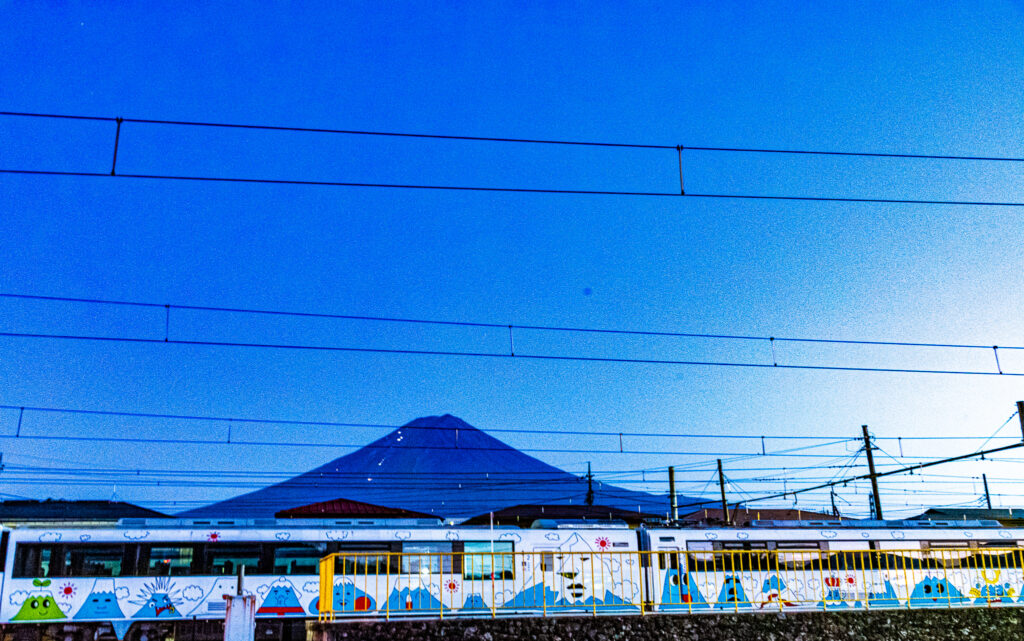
[309,608,1024,641]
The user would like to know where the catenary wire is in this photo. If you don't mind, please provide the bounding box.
[2,168,1023,208]
[4,110,1024,161]
[1,331,1020,378]
[1,403,1013,442]
[5,291,1023,352]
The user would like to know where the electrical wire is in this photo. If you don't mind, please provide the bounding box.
[6,292,1023,352]
[3,168,1023,208]
[0,403,866,441]
[4,110,1024,162]
[3,292,1020,376]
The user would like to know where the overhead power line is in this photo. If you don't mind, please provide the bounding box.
[3,110,1024,207]
[4,110,1024,161]
[3,168,1022,208]
[0,403,1013,442]
[1,292,1020,376]
[727,410,1024,509]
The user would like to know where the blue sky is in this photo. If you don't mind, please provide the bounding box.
[1,1,1023,517]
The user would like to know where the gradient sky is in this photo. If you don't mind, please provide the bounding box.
[1,1,1023,518]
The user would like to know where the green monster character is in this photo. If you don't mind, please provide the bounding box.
[13,579,67,621]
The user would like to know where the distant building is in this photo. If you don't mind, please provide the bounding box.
[0,500,166,525]
[912,508,1024,528]
[275,497,441,521]
[462,504,660,528]
[680,507,837,527]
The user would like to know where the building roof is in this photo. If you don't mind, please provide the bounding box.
[181,414,708,520]
[0,500,167,523]
[276,497,439,520]
[461,504,660,527]
[913,507,1024,526]
[679,507,837,527]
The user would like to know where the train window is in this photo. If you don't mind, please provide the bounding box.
[335,543,393,575]
[272,543,328,575]
[659,551,680,569]
[462,541,514,580]
[401,542,453,574]
[146,546,195,576]
[925,541,972,549]
[775,541,823,550]
[540,553,554,572]
[206,545,262,576]
[64,545,125,577]
[13,545,59,578]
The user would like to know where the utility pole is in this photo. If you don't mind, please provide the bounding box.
[585,462,594,506]
[717,459,730,525]
[1018,401,1024,439]
[830,488,839,517]
[668,466,678,521]
[862,425,883,520]
[982,473,992,510]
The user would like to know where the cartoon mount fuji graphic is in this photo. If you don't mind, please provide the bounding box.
[180,414,702,519]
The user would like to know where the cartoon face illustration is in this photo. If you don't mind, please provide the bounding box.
[546,533,601,603]
[130,578,181,619]
[75,579,128,620]
[308,582,376,614]
[257,580,306,616]
[12,580,66,621]
[970,575,1015,605]
[660,569,709,610]
[908,576,964,607]
[715,576,750,609]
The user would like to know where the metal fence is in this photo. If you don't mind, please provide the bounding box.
[316,547,1024,622]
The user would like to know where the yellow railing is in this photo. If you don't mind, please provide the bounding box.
[316,547,1024,621]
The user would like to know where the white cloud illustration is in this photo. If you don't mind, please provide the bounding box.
[275,532,291,540]
[182,586,204,601]
[445,531,460,541]
[544,533,560,541]
[122,531,150,541]
[394,531,411,541]
[325,531,350,541]
[115,587,129,599]
[9,591,29,606]
[303,581,318,594]
[38,532,62,542]
[499,533,522,543]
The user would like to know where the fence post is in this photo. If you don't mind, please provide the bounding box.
[859,550,870,610]
[901,550,912,610]
[385,552,391,621]
[490,550,496,618]
[940,549,952,608]
[817,551,827,611]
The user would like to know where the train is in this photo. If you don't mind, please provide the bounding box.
[0,516,1022,641]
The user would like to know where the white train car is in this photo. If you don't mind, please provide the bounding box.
[643,520,1024,612]
[0,518,640,641]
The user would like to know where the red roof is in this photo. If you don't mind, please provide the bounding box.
[680,507,836,527]
[275,497,439,520]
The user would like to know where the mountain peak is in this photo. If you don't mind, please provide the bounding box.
[180,413,701,519]
[403,414,478,431]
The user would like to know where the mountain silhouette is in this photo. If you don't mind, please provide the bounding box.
[180,414,706,520]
